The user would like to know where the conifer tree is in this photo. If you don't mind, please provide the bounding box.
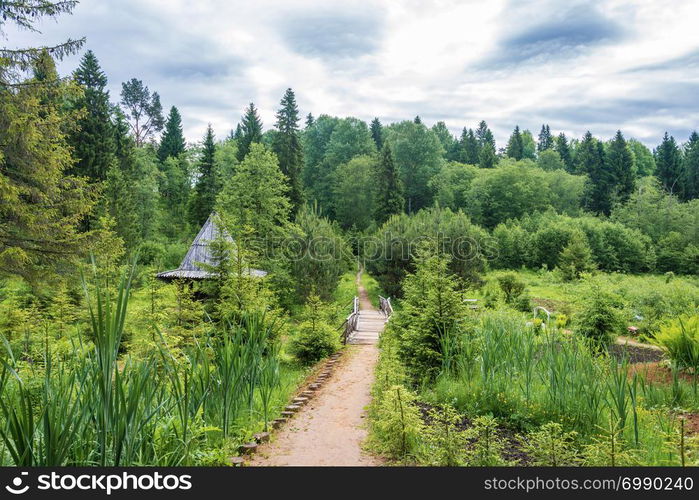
[272,88,304,214]
[236,102,263,161]
[158,106,186,161]
[555,132,574,172]
[537,124,554,153]
[606,130,635,202]
[475,120,495,151]
[557,232,596,281]
[655,132,683,195]
[681,131,699,201]
[414,115,422,125]
[374,144,404,224]
[506,125,524,160]
[305,113,315,129]
[188,125,218,226]
[459,128,479,164]
[371,117,383,150]
[578,131,613,214]
[69,49,116,182]
[119,78,164,146]
[479,141,497,168]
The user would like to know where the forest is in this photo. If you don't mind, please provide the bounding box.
[1,1,698,467]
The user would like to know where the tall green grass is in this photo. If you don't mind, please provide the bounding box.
[0,267,297,466]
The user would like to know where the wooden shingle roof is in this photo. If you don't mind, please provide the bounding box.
[156,213,267,280]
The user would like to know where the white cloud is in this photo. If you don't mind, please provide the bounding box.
[3,0,699,147]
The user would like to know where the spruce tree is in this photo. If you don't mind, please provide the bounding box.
[459,128,479,164]
[655,132,683,195]
[479,141,497,168]
[370,117,383,150]
[414,115,422,125]
[537,124,553,153]
[158,106,186,161]
[555,132,574,172]
[578,131,613,214]
[682,131,699,201]
[236,102,263,161]
[374,144,404,224]
[606,130,635,202]
[506,125,524,160]
[272,88,304,214]
[305,113,315,129]
[188,125,218,226]
[69,50,116,182]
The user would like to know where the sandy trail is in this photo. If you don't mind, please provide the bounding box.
[249,273,382,466]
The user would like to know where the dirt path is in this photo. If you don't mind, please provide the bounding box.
[249,271,383,466]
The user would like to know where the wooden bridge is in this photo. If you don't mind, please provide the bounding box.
[342,294,392,345]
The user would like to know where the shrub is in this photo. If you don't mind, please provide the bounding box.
[290,295,339,365]
[654,315,699,371]
[574,287,626,348]
[522,422,579,466]
[556,231,595,281]
[421,404,469,466]
[497,272,526,303]
[370,385,424,459]
[465,415,511,466]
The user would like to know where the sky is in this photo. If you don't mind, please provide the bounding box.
[4,0,699,148]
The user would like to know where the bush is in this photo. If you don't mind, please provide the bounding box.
[522,422,579,466]
[574,286,626,348]
[289,295,339,366]
[654,315,699,371]
[370,385,424,460]
[421,404,469,466]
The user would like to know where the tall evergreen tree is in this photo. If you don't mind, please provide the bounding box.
[413,115,422,125]
[272,88,304,214]
[606,130,635,202]
[475,120,494,149]
[370,117,383,150]
[68,50,115,182]
[578,131,613,214]
[682,131,699,201]
[506,125,524,160]
[188,125,218,226]
[555,132,574,172]
[479,141,497,168]
[158,106,186,161]
[537,124,553,153]
[236,102,263,161]
[458,128,479,164]
[374,144,404,224]
[305,113,315,129]
[654,132,683,195]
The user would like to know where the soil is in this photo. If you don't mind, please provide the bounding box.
[628,361,698,384]
[609,343,665,363]
[248,272,383,466]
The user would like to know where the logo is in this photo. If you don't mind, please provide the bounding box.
[6,472,29,495]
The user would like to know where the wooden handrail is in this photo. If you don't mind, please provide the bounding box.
[341,296,360,344]
[378,295,393,320]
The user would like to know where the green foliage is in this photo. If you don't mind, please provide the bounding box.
[655,132,683,196]
[187,125,218,227]
[289,294,339,365]
[158,106,186,161]
[506,125,524,160]
[236,102,263,161]
[373,143,404,225]
[370,385,424,459]
[333,155,376,230]
[557,231,596,281]
[119,78,164,146]
[497,272,526,304]
[421,404,469,465]
[654,315,699,371]
[522,422,579,466]
[272,88,304,214]
[574,285,625,348]
[465,415,511,466]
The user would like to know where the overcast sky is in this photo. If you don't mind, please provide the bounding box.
[4,0,699,148]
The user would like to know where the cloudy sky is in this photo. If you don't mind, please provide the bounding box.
[4,0,699,147]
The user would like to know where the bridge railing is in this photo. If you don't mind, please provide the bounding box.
[341,296,360,344]
[378,295,393,320]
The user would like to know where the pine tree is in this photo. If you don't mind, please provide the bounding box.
[476,121,495,148]
[458,128,479,164]
[414,115,422,124]
[506,125,524,160]
[606,130,635,202]
[0,51,96,280]
[370,117,383,150]
[479,141,497,168]
[272,88,304,214]
[69,49,116,182]
[236,102,263,161]
[119,78,164,146]
[578,131,613,214]
[305,113,315,129]
[188,125,218,226]
[158,106,186,161]
[555,132,574,172]
[655,132,683,195]
[374,144,404,224]
[682,131,699,201]
[537,124,553,153]
[557,232,596,281]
